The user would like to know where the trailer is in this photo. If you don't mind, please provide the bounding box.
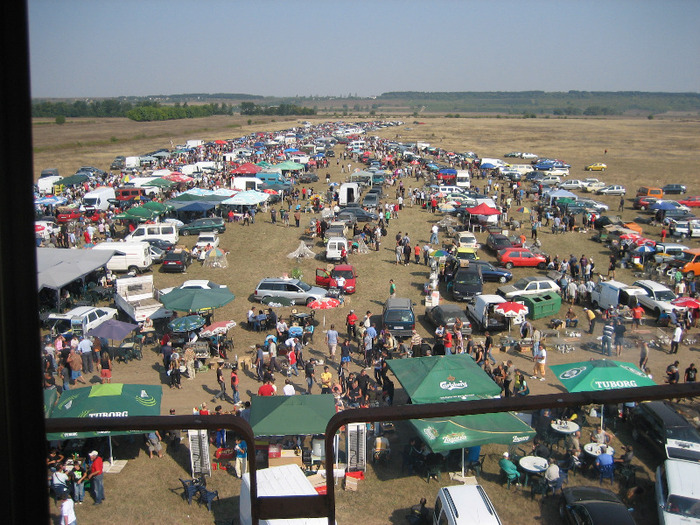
[114,275,172,322]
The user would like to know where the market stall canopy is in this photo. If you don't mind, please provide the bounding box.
[86,319,138,341]
[169,201,217,213]
[465,203,501,216]
[35,195,67,207]
[142,178,176,188]
[231,163,262,175]
[410,412,536,452]
[125,206,158,220]
[222,190,269,206]
[387,355,502,404]
[549,359,656,393]
[276,160,304,171]
[44,388,58,418]
[160,286,235,313]
[168,315,206,332]
[56,173,89,187]
[249,394,336,436]
[141,201,173,214]
[46,383,162,440]
[36,247,113,292]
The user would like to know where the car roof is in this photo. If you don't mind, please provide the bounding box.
[633,279,671,291]
[638,401,694,428]
[384,297,412,309]
[439,485,501,525]
[663,459,700,498]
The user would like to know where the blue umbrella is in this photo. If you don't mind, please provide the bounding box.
[480,163,497,169]
[87,319,138,342]
[635,245,655,253]
[650,201,677,211]
[284,148,299,153]
[168,315,206,333]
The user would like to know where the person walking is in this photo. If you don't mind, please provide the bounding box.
[638,340,649,371]
[230,366,240,404]
[326,324,339,360]
[389,279,396,298]
[671,323,683,354]
[212,361,227,402]
[234,437,247,478]
[87,450,104,505]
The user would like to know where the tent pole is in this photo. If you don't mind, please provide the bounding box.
[109,436,114,466]
[461,448,465,478]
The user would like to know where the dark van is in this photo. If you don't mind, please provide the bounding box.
[382,297,415,338]
[629,401,700,461]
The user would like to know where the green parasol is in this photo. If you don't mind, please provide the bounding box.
[161,287,235,313]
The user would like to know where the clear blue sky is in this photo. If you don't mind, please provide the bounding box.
[28,0,700,98]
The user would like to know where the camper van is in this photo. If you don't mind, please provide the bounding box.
[37,176,63,194]
[338,182,360,206]
[232,176,263,192]
[125,223,179,244]
[257,172,287,185]
[80,186,116,212]
[349,172,373,186]
[455,170,471,188]
[92,241,153,273]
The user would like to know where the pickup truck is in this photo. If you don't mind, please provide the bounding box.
[466,294,519,333]
[114,275,172,323]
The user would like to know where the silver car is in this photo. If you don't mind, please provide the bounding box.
[254,278,327,305]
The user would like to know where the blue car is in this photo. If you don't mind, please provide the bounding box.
[470,261,513,283]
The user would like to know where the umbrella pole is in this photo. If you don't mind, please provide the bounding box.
[461,448,465,478]
[109,436,114,466]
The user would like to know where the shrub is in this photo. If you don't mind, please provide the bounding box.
[55,115,66,125]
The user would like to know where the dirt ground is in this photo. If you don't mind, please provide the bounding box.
[42,116,700,525]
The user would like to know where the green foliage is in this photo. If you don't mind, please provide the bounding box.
[290,267,303,280]
[239,102,316,116]
[55,115,66,125]
[648,114,654,120]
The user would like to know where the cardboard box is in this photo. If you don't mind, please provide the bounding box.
[268,450,303,468]
[268,444,282,458]
[344,475,358,491]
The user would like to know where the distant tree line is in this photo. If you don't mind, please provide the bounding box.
[239,102,316,116]
[32,99,235,121]
[125,102,234,121]
[32,99,134,118]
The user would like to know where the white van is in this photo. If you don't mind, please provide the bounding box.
[455,170,471,188]
[92,241,153,273]
[232,176,263,192]
[433,484,502,525]
[590,280,645,311]
[37,176,63,195]
[125,156,140,169]
[656,459,700,525]
[338,182,360,206]
[126,223,179,244]
[325,237,348,262]
[348,140,366,150]
[80,186,116,212]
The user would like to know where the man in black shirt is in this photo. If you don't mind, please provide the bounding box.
[304,358,316,394]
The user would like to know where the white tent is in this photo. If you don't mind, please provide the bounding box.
[222,190,269,206]
[287,241,316,260]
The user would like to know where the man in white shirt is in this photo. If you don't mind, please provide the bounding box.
[671,324,683,354]
[282,379,296,396]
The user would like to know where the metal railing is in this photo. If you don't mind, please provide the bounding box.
[44,382,700,524]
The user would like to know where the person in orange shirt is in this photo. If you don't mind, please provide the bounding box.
[414,244,421,264]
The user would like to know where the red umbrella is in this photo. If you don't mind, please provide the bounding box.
[231,163,261,175]
[200,320,237,337]
[163,173,194,183]
[466,203,501,215]
[671,297,700,309]
[410,160,419,165]
[307,298,341,310]
[619,233,640,241]
[494,301,528,317]
[214,139,227,145]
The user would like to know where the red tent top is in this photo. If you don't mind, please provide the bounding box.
[214,139,227,145]
[466,203,501,215]
[231,163,261,175]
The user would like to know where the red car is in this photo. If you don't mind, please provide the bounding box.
[315,264,357,294]
[56,209,82,223]
[497,247,547,269]
[679,196,700,208]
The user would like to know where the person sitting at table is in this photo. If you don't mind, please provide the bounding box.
[565,430,581,454]
[47,448,65,472]
[498,452,522,486]
[266,308,277,331]
[141,316,154,332]
[465,445,482,473]
[595,446,614,470]
[565,307,579,328]
[276,317,289,340]
[614,445,634,466]
[590,427,612,445]
[302,320,314,345]
[544,457,562,494]
[513,373,530,396]
[558,449,581,479]
[531,438,551,459]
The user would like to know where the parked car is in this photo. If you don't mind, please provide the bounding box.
[498,276,560,299]
[48,306,119,338]
[315,264,358,294]
[448,265,483,302]
[662,184,687,195]
[254,277,327,305]
[425,304,472,335]
[656,459,700,525]
[144,238,174,252]
[521,152,538,159]
[486,233,513,253]
[630,401,700,461]
[433,484,503,525]
[497,247,548,269]
[678,196,700,208]
[297,173,319,183]
[560,486,637,525]
[633,196,659,210]
[195,232,220,250]
[455,246,479,262]
[382,297,416,339]
[540,175,562,186]
[597,185,626,195]
[179,217,226,236]
[455,231,479,249]
[470,261,513,283]
[559,179,585,191]
[584,163,607,171]
[337,207,378,223]
[632,280,679,318]
[110,156,126,170]
[583,180,607,193]
[148,245,165,263]
[362,193,380,210]
[662,209,696,225]
[504,152,522,158]
[161,249,192,273]
[577,199,609,213]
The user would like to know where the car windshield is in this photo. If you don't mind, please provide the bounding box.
[297,281,311,292]
[455,273,480,285]
[511,279,529,290]
[677,252,696,262]
[332,270,354,279]
[665,495,700,518]
[385,310,413,323]
[655,290,676,301]
[457,251,476,260]
[666,425,700,442]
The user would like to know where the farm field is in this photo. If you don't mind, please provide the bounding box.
[40,115,700,525]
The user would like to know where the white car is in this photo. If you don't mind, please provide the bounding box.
[597,185,626,195]
[578,199,610,212]
[582,179,606,192]
[521,152,538,159]
[497,276,560,299]
[632,280,681,317]
[656,459,700,525]
[48,306,118,338]
[455,231,479,249]
[540,175,561,185]
[559,179,585,190]
[195,233,220,250]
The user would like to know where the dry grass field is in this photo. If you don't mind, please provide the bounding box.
[40,116,700,525]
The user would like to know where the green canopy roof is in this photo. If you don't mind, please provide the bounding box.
[125,206,157,220]
[168,193,229,203]
[256,161,273,168]
[276,160,304,171]
[56,173,89,187]
[250,394,336,436]
[46,383,162,440]
[160,286,235,313]
[142,177,175,188]
[141,201,172,213]
[387,355,501,403]
[549,359,656,393]
[44,388,58,418]
[410,413,535,452]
